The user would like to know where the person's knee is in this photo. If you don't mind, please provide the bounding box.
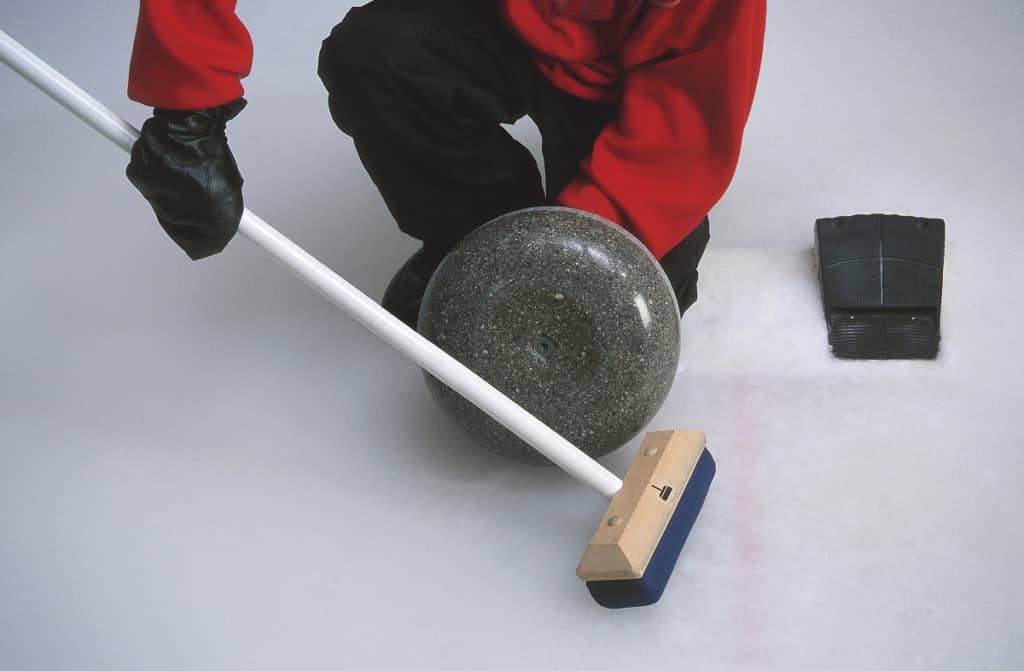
[320,9,374,83]
[317,8,401,132]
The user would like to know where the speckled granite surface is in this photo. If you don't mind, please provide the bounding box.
[417,206,680,464]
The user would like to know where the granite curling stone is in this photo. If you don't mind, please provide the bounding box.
[416,206,681,464]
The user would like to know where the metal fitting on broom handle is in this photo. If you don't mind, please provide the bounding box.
[0,29,624,498]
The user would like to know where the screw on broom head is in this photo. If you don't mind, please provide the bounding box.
[577,430,715,608]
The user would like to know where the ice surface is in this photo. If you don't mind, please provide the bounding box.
[1,2,1022,669]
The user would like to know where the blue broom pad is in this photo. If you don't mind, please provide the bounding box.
[585,447,716,609]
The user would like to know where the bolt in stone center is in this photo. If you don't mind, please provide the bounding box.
[532,334,557,358]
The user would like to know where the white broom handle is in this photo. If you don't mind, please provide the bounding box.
[0,28,623,498]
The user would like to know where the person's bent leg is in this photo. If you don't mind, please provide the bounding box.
[317,0,546,263]
[658,217,711,317]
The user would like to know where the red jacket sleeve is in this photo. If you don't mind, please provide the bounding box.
[127,0,253,110]
[554,0,766,260]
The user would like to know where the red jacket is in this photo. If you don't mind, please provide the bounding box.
[128,0,766,259]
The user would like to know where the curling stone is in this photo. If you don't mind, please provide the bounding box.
[417,206,681,464]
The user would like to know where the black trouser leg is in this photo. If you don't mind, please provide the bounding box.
[528,73,619,203]
[658,216,710,316]
[317,0,546,264]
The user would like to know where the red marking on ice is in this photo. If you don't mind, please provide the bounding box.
[728,379,768,667]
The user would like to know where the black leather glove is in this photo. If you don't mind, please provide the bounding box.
[126,97,247,260]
